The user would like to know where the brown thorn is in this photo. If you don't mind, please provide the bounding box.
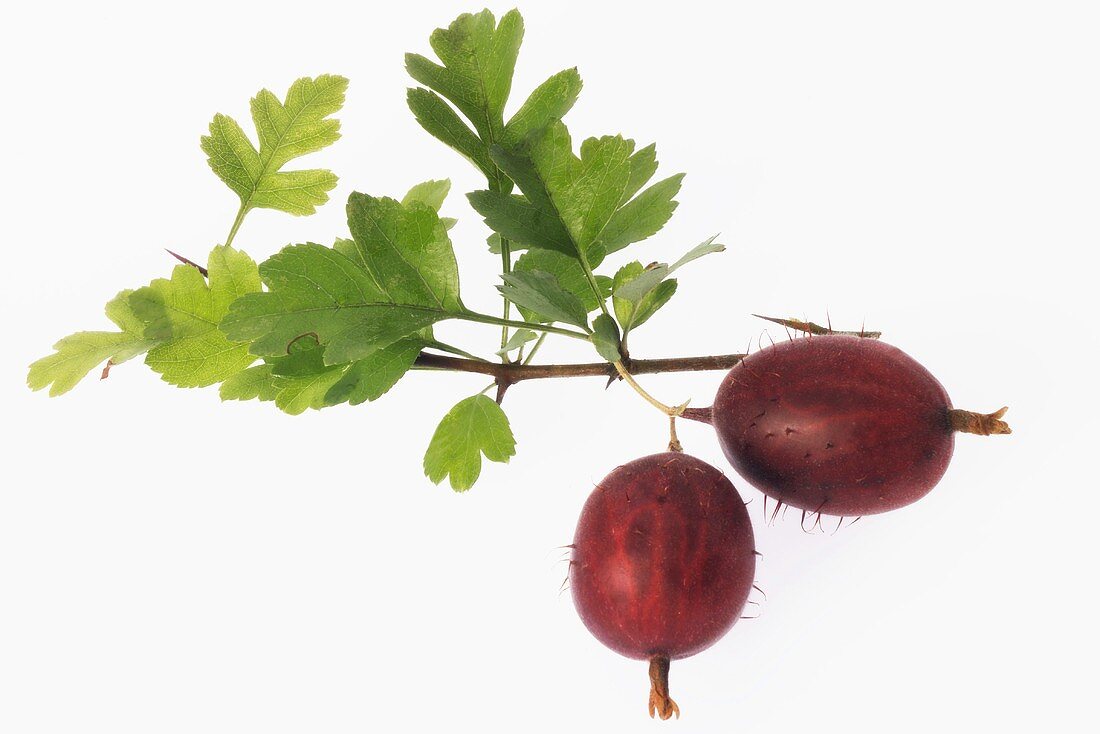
[100,359,116,381]
[166,249,208,277]
[751,314,881,339]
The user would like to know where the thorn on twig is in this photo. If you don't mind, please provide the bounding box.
[494,379,513,405]
[166,249,208,277]
[752,314,881,339]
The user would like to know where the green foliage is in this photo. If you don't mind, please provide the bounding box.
[31,8,720,491]
[406,9,582,190]
[591,314,622,363]
[613,262,679,337]
[423,395,516,491]
[201,75,348,218]
[499,271,589,328]
[28,291,160,396]
[131,246,262,387]
[512,249,611,322]
[221,243,447,364]
[614,236,724,303]
[473,124,682,266]
[496,329,538,356]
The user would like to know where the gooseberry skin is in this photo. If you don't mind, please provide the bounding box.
[712,335,954,516]
[569,452,756,661]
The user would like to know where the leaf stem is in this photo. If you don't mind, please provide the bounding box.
[522,332,548,365]
[424,340,490,363]
[224,204,249,247]
[499,236,513,356]
[460,310,591,342]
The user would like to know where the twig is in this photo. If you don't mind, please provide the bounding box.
[413,353,746,382]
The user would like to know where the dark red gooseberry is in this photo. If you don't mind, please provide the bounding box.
[569,452,756,719]
[687,335,1009,517]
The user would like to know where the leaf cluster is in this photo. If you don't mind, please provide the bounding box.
[29,9,725,491]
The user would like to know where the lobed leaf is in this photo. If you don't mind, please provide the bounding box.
[220,243,446,364]
[28,290,160,396]
[201,75,348,217]
[130,246,261,388]
[423,395,516,491]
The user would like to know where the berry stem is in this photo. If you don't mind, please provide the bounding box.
[612,361,688,417]
[648,656,680,720]
[948,406,1012,435]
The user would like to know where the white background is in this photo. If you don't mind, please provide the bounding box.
[2,1,1097,731]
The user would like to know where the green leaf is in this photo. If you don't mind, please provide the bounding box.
[224,190,469,364]
[218,338,423,412]
[201,75,348,217]
[272,367,347,415]
[424,394,516,491]
[220,364,278,402]
[595,173,684,255]
[324,339,424,406]
[614,260,679,334]
[591,314,622,362]
[406,88,495,178]
[488,122,635,267]
[495,329,538,356]
[501,67,583,147]
[131,245,261,387]
[28,290,160,396]
[466,191,572,253]
[345,193,463,311]
[614,235,725,303]
[405,10,523,144]
[401,179,451,211]
[498,271,589,328]
[220,243,447,364]
[513,249,608,319]
[623,144,659,203]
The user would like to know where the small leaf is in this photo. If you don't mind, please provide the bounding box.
[591,314,622,362]
[513,248,607,319]
[201,75,348,216]
[424,395,517,491]
[613,262,679,334]
[402,179,451,211]
[28,290,160,396]
[614,235,725,303]
[496,329,538,356]
[498,271,589,328]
